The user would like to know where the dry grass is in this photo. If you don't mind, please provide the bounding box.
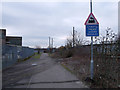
[52,45,119,88]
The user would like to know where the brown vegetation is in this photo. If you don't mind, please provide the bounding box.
[52,28,119,88]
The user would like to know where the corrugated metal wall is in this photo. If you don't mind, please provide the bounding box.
[2,45,34,69]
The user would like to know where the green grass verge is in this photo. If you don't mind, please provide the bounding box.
[61,63,74,74]
[18,54,35,62]
[34,53,41,59]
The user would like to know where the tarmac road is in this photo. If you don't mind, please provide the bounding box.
[3,53,88,88]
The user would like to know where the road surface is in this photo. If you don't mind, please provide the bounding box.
[3,53,88,88]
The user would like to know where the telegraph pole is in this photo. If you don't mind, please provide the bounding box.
[52,38,54,52]
[52,38,53,48]
[73,27,75,47]
[49,37,50,52]
[90,0,94,80]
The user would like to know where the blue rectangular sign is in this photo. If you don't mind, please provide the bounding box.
[86,25,99,36]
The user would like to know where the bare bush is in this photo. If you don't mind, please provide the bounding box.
[65,30,84,48]
[94,27,119,88]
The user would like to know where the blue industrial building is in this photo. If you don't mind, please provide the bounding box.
[0,29,34,69]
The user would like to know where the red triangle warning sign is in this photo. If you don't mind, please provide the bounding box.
[85,13,99,25]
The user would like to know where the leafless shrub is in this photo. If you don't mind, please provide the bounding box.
[94,27,119,88]
[65,30,84,48]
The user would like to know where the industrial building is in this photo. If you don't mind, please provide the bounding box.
[0,29,34,69]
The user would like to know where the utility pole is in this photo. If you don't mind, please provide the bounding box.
[90,0,94,80]
[52,38,53,52]
[73,27,75,47]
[52,38,53,48]
[49,37,50,52]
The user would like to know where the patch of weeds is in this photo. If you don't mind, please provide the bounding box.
[18,54,35,62]
[34,53,41,59]
[61,64,74,74]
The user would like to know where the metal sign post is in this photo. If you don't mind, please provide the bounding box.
[85,0,99,80]
[90,0,94,80]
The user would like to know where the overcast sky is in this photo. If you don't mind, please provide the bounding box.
[1,0,118,48]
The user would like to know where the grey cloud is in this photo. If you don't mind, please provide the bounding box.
[2,2,118,48]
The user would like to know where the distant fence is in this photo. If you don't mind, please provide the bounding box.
[2,45,34,69]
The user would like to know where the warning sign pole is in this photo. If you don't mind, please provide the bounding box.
[90,0,94,80]
[90,0,92,13]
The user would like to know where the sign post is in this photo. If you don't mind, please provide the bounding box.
[85,0,99,80]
